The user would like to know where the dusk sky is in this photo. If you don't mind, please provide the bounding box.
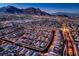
[0,3,79,13]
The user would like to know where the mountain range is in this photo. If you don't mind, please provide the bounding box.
[0,5,79,17]
[0,6,51,16]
